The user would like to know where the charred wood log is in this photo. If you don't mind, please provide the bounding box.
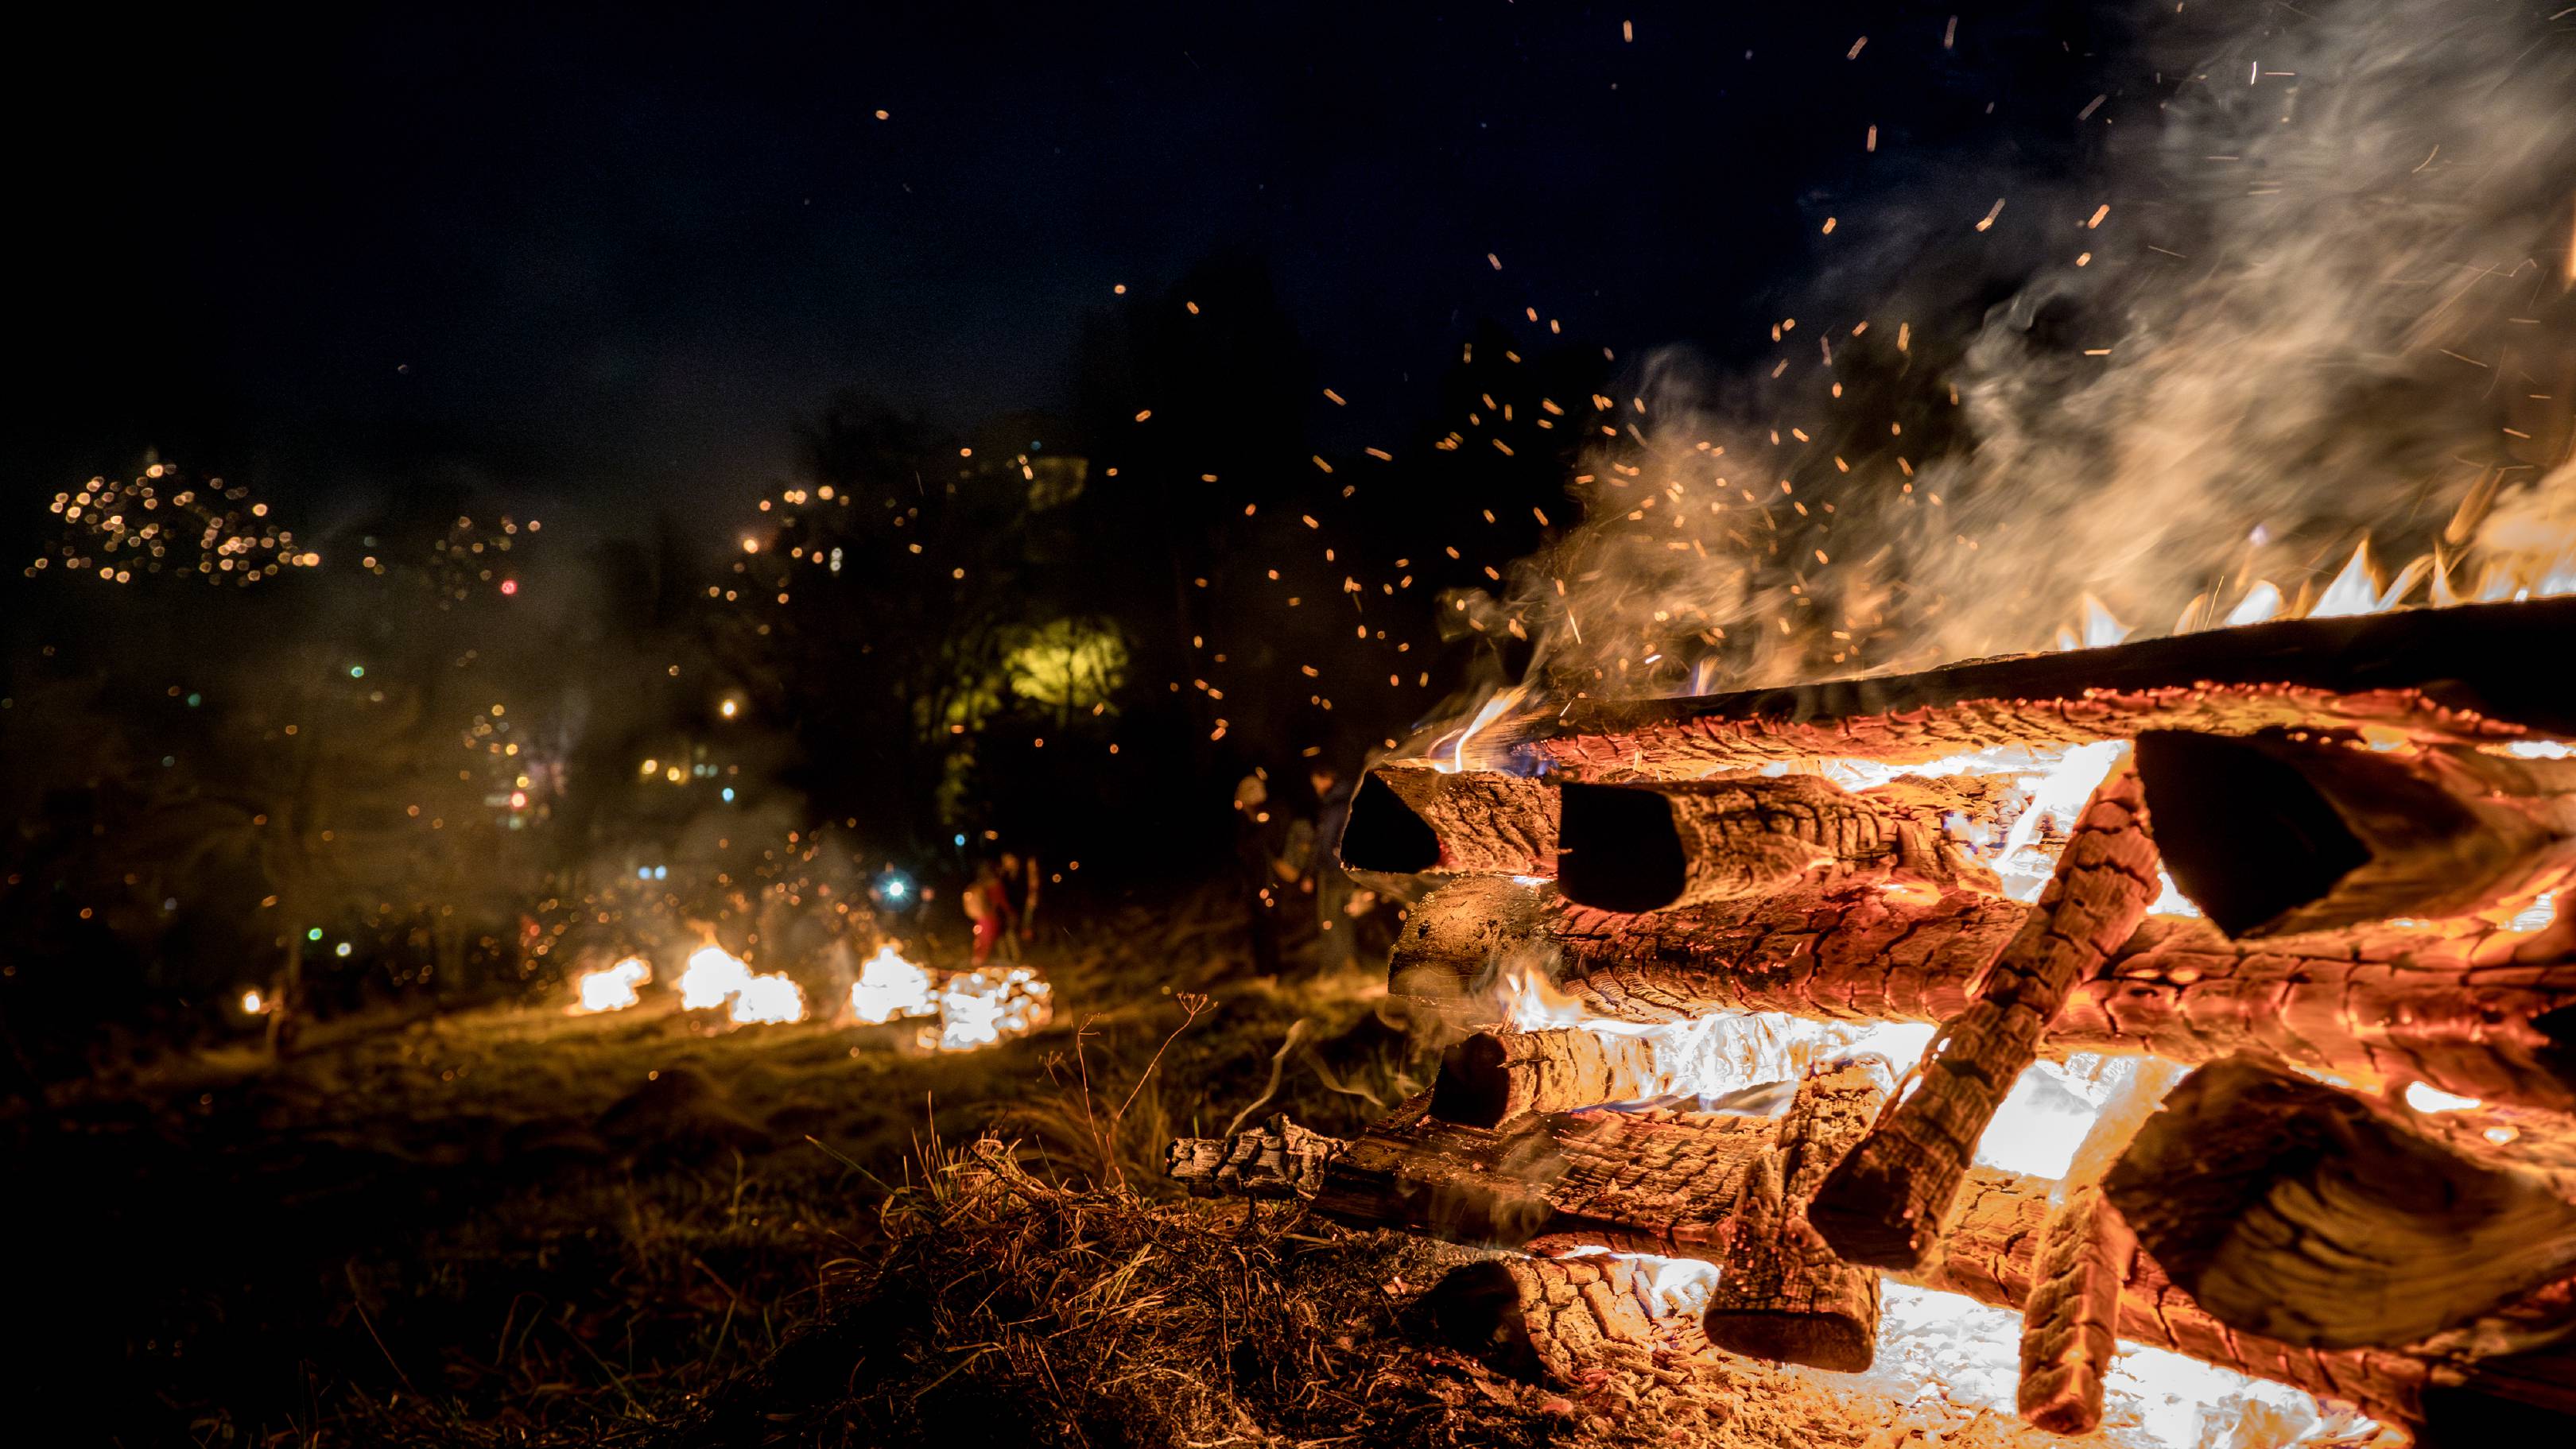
[1390,877,2576,1115]
[2134,730,2576,937]
[1430,1028,1665,1129]
[1297,1092,2537,1421]
[1556,773,1999,913]
[2064,910,2576,1114]
[1808,765,2161,1271]
[1428,1022,1881,1131]
[2103,1055,2576,1350]
[1307,1093,1776,1257]
[1388,875,2015,1027]
[1701,1064,1885,1372]
[1426,1254,1717,1388]
[1338,764,1555,885]
[1165,1114,1342,1200]
[1927,1171,2442,1426]
[2015,1185,2135,1434]
[1537,596,2576,780]
[2015,1059,2187,1435]
[1387,876,1562,1002]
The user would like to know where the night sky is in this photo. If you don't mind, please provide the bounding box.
[22,3,2119,529]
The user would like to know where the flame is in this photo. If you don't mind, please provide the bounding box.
[921,965,1053,1051]
[2221,580,2286,626]
[847,942,1050,1050]
[727,971,807,1025]
[1498,955,2151,1182]
[2176,527,2568,642]
[572,955,651,1013]
[1802,1284,2393,1449]
[2054,595,2135,652]
[1808,740,2201,917]
[848,942,938,1024]
[677,943,754,1010]
[240,989,265,1014]
[1427,684,1534,773]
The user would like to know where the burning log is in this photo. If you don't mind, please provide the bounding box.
[1425,1254,1716,1387]
[1554,773,1999,913]
[1310,1094,1775,1257]
[1701,1063,1884,1372]
[1165,1114,1340,1200]
[1391,877,2576,1115]
[1388,874,2016,1026]
[1429,1027,1664,1129]
[2015,1186,2135,1434]
[1273,1092,2540,1423]
[2103,1056,2576,1350]
[2014,1060,2186,1434]
[1337,763,1555,885]
[1538,595,2576,780]
[1804,764,2160,1272]
[1926,1172,2444,1426]
[2134,730,2576,938]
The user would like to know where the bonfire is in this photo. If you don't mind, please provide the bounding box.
[568,939,1053,1049]
[1175,587,2576,1447]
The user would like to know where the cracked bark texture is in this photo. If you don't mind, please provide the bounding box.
[1166,1114,1341,1200]
[1339,764,1556,885]
[1701,1064,1884,1371]
[2016,1184,2134,1433]
[1305,1092,1776,1257]
[1555,773,2000,913]
[1533,596,2576,781]
[1390,876,2576,1116]
[1808,764,2161,1272]
[2103,1056,2576,1350]
[2014,1057,2186,1434]
[1426,1254,1717,1388]
[1926,1169,2443,1426]
[1289,1094,2528,1423]
[1430,1027,1666,1129]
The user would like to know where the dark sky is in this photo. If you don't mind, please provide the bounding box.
[21,2,2117,527]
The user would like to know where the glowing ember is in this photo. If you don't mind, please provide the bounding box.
[1806,740,2201,916]
[240,989,265,1014]
[1497,959,2157,1181]
[2506,890,2557,933]
[1486,955,2407,1444]
[727,971,807,1025]
[572,956,651,1013]
[1552,1249,2381,1447]
[920,965,1053,1051]
[1798,1283,2392,1449]
[848,943,938,1024]
[2403,1081,2482,1114]
[677,943,754,1009]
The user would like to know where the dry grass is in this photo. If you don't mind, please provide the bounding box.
[646,1135,1604,1449]
[32,891,1453,1446]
